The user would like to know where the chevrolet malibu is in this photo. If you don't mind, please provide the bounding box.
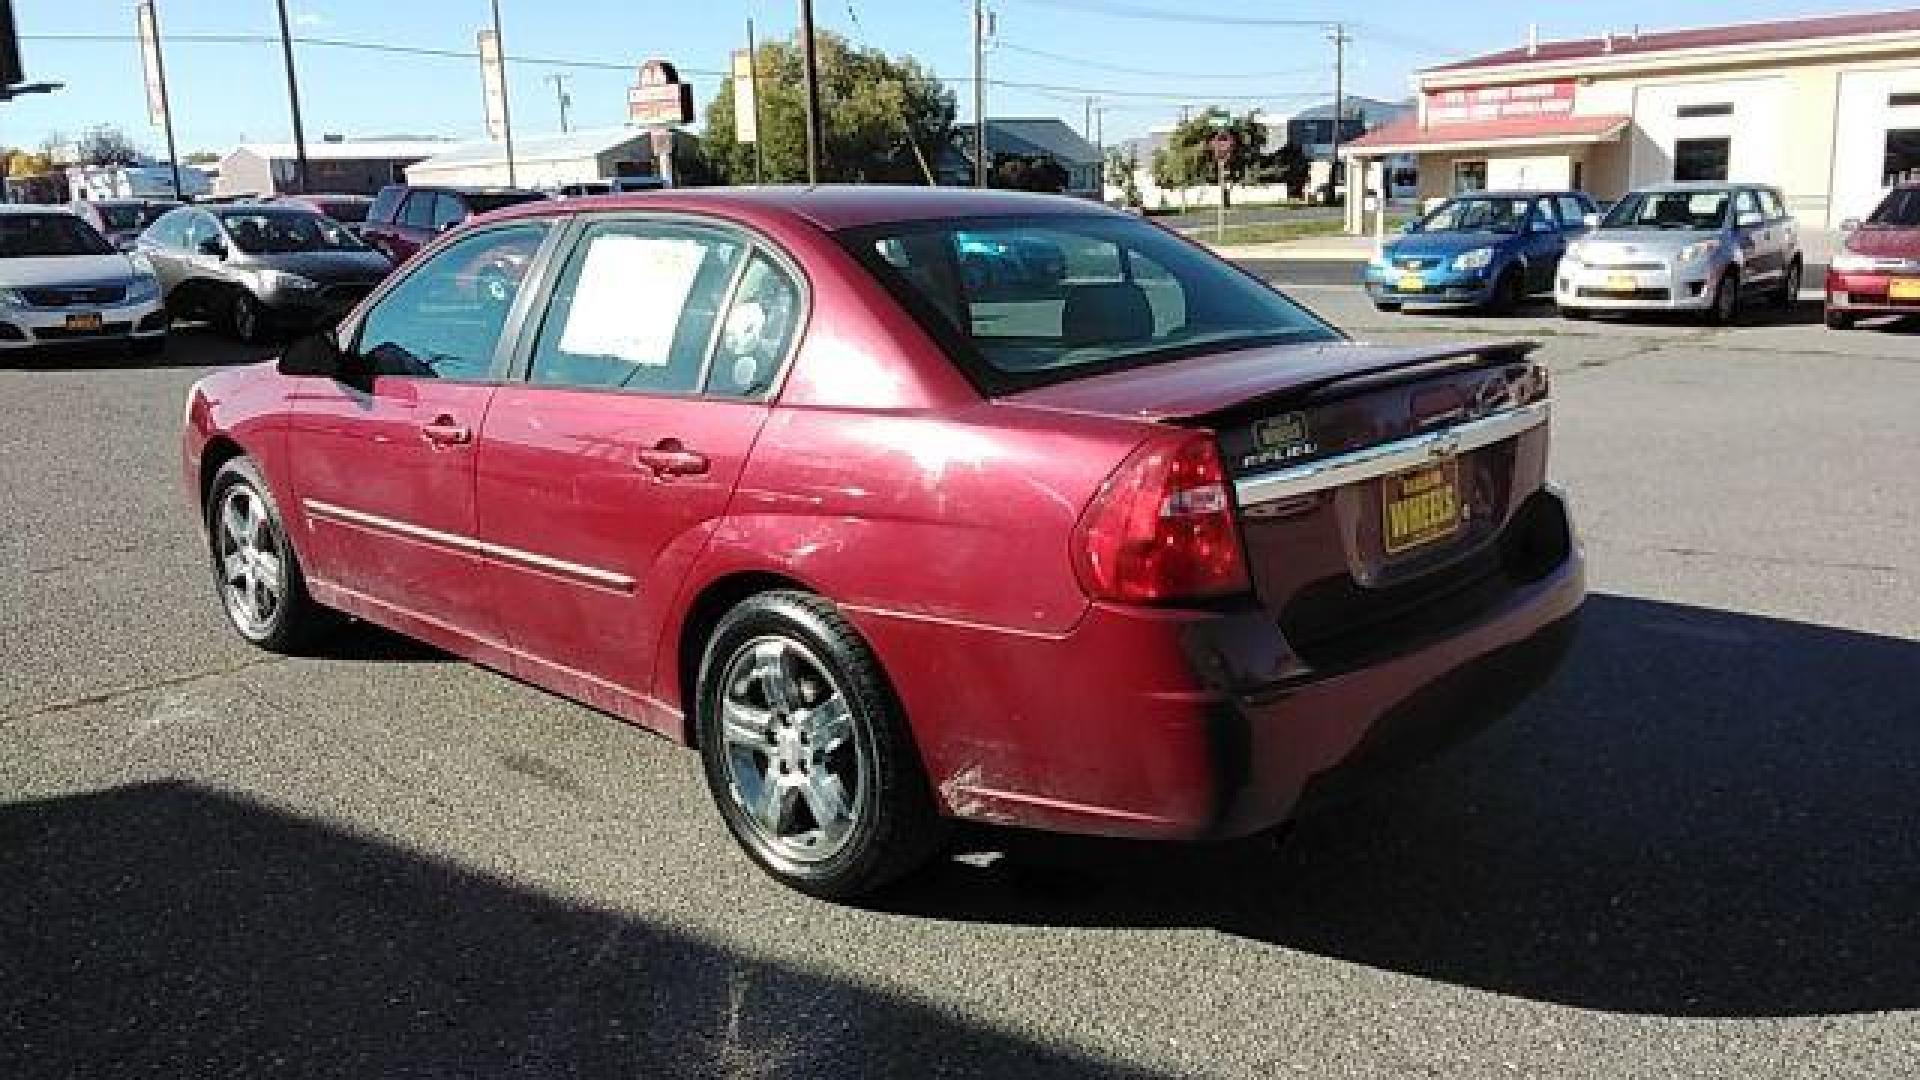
[182,188,1584,898]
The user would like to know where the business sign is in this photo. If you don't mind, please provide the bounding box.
[477,28,508,141]
[730,50,757,144]
[1425,81,1575,126]
[136,2,166,127]
[629,59,694,127]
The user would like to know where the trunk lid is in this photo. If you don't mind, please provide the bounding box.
[1009,338,1562,675]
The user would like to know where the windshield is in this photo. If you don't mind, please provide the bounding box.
[846,214,1339,392]
[1865,188,1920,229]
[1416,197,1531,234]
[463,192,546,215]
[220,211,368,253]
[0,214,115,258]
[1602,190,1730,230]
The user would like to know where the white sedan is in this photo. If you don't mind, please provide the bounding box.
[0,205,169,359]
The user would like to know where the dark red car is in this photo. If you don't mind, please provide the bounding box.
[1826,184,1920,328]
[359,184,545,265]
[275,193,374,231]
[182,188,1583,898]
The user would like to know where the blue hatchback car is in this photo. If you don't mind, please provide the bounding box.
[1364,190,1596,313]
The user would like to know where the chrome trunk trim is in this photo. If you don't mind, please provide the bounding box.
[1234,401,1550,508]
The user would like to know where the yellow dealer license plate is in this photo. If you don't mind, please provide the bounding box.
[65,312,103,331]
[1605,274,1637,293]
[1396,273,1425,292]
[1890,278,1920,300]
[1382,461,1462,554]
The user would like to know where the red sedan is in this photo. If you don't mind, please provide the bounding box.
[182,188,1583,898]
[1826,184,1920,328]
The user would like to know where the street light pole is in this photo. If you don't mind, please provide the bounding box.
[1328,22,1350,207]
[273,0,310,194]
[798,0,822,184]
[973,0,986,187]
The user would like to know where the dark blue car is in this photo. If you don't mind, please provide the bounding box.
[1364,190,1596,314]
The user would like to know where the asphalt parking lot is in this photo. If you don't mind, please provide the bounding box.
[2,282,1916,1078]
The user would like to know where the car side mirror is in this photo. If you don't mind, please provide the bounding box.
[1736,211,1765,228]
[277,331,364,386]
[1840,217,1861,232]
[196,237,227,259]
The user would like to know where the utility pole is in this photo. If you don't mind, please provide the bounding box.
[746,18,764,183]
[546,73,571,133]
[798,0,822,184]
[491,0,517,187]
[272,0,310,194]
[1328,22,1351,207]
[973,0,987,187]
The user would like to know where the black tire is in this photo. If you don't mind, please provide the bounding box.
[1776,258,1803,311]
[1371,300,1402,313]
[696,591,945,899]
[228,291,273,345]
[128,335,167,359]
[1485,268,1524,315]
[1707,269,1741,326]
[1826,309,1855,331]
[205,457,334,653]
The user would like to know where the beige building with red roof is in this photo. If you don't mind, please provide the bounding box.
[1342,9,1920,231]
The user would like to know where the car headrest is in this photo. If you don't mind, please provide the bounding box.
[1061,282,1154,347]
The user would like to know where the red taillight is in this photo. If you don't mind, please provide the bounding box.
[1073,433,1251,604]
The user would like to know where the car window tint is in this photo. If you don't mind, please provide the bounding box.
[400,192,437,230]
[145,210,183,247]
[1555,196,1587,227]
[1531,196,1558,230]
[1734,189,1762,222]
[706,251,802,399]
[431,194,465,232]
[355,221,551,381]
[1759,189,1786,220]
[368,187,403,224]
[529,221,745,395]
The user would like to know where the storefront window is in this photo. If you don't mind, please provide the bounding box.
[1885,129,1920,187]
[1674,138,1730,183]
[1452,160,1487,194]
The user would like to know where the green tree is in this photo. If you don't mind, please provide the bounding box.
[701,31,955,184]
[74,126,141,167]
[989,151,1068,193]
[1152,108,1271,203]
[1105,147,1140,207]
[1254,141,1310,199]
[183,150,220,165]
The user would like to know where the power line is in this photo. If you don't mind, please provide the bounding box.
[993,42,1324,81]
[20,32,726,77]
[994,0,1332,29]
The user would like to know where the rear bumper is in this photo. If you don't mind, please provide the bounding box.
[852,489,1586,840]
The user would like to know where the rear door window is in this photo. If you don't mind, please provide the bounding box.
[1555,195,1588,228]
[527,220,747,396]
[368,186,404,224]
[431,194,466,233]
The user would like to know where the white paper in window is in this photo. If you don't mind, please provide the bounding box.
[558,233,707,366]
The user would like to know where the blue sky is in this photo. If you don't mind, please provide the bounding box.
[0,0,1872,155]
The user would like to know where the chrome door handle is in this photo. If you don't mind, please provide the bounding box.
[634,438,709,477]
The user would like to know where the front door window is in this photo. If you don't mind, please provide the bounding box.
[356,221,552,382]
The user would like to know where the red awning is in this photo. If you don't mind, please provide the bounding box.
[1344,114,1632,156]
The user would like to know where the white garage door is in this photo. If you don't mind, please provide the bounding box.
[1629,78,1788,191]
[1832,68,1920,227]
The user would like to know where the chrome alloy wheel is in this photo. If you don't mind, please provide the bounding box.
[718,636,865,864]
[215,483,286,639]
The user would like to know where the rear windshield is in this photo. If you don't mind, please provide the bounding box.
[0,214,114,257]
[843,214,1338,392]
[1866,188,1920,228]
[463,192,547,215]
[1602,190,1730,230]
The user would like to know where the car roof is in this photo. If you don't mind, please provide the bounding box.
[0,204,78,216]
[1633,181,1769,193]
[480,185,1128,233]
[1452,189,1583,199]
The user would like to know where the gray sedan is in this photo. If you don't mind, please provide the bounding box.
[1555,183,1803,324]
[138,204,392,344]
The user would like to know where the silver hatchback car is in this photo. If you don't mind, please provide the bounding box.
[1556,183,1802,323]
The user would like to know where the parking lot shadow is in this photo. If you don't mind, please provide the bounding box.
[2,326,265,372]
[888,593,1920,1019]
[0,782,1153,1079]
